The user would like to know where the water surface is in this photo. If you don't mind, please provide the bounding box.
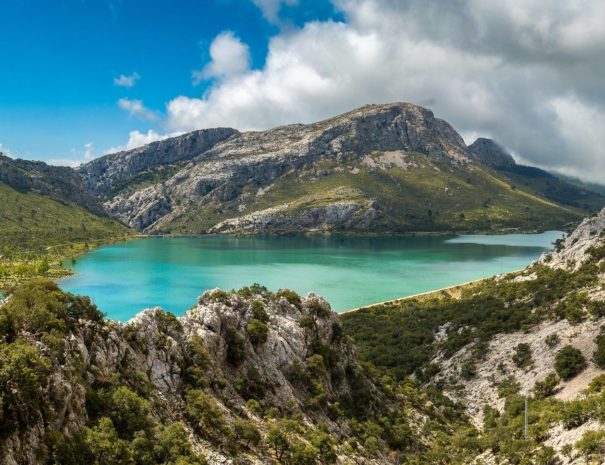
[60,232,562,321]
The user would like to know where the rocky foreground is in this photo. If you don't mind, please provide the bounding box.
[0,281,458,465]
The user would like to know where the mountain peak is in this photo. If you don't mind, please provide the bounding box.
[468,137,516,168]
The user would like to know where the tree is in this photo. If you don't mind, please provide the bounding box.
[34,256,49,275]
[84,417,132,465]
[512,343,533,369]
[0,340,50,433]
[109,386,152,439]
[225,325,246,365]
[555,346,586,380]
[246,319,269,346]
[185,390,227,437]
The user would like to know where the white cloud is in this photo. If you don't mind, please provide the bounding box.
[84,142,95,162]
[118,98,158,121]
[47,158,83,168]
[105,129,180,154]
[158,0,605,181]
[114,72,140,88]
[0,144,15,159]
[192,32,251,84]
[47,142,98,167]
[252,0,298,23]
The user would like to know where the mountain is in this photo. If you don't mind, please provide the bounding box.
[469,138,605,212]
[0,153,131,253]
[77,103,604,235]
[342,206,605,463]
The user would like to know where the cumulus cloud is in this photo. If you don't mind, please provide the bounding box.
[105,130,180,154]
[192,32,251,84]
[118,98,158,121]
[252,0,298,23]
[158,0,605,182]
[48,142,98,167]
[114,72,140,88]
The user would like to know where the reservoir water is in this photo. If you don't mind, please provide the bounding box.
[60,232,562,321]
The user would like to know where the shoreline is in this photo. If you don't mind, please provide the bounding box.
[339,269,524,315]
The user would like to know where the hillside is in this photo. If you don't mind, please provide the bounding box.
[0,282,467,465]
[77,103,603,235]
[0,153,133,289]
[0,153,131,254]
[342,207,605,463]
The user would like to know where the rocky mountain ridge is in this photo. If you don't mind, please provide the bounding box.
[75,102,604,235]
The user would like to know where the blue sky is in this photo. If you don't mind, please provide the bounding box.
[1,0,605,182]
[0,0,340,163]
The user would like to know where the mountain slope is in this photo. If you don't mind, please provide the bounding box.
[0,154,131,254]
[342,207,605,463]
[0,282,467,465]
[469,138,605,212]
[78,103,602,235]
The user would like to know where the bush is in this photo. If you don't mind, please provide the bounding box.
[185,390,227,437]
[108,386,152,439]
[234,419,261,447]
[533,373,559,399]
[594,332,605,369]
[246,319,269,346]
[545,334,560,348]
[512,343,533,369]
[251,300,269,323]
[225,325,246,366]
[0,340,51,433]
[276,289,302,309]
[555,346,586,380]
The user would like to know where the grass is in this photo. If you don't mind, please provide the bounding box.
[0,182,134,289]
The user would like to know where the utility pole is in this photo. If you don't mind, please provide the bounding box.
[524,396,528,441]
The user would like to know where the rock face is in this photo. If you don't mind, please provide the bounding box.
[77,127,238,196]
[0,287,385,465]
[541,207,605,270]
[73,102,596,235]
[467,138,516,168]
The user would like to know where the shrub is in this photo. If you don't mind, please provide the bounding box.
[0,340,51,433]
[185,390,227,437]
[276,289,302,309]
[594,332,605,369]
[460,360,477,380]
[108,386,152,439]
[512,343,533,369]
[575,430,605,462]
[307,299,331,318]
[234,419,261,447]
[545,334,560,348]
[225,325,246,366]
[533,373,559,399]
[246,319,269,346]
[251,300,269,322]
[555,346,586,380]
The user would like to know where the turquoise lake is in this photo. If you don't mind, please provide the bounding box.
[60,232,562,321]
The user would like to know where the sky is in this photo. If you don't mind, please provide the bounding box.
[1,0,605,182]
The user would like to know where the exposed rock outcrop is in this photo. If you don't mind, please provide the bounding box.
[0,287,387,465]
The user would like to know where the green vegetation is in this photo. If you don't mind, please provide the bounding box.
[512,343,533,369]
[341,247,604,379]
[0,181,133,290]
[554,346,586,380]
[164,152,589,234]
